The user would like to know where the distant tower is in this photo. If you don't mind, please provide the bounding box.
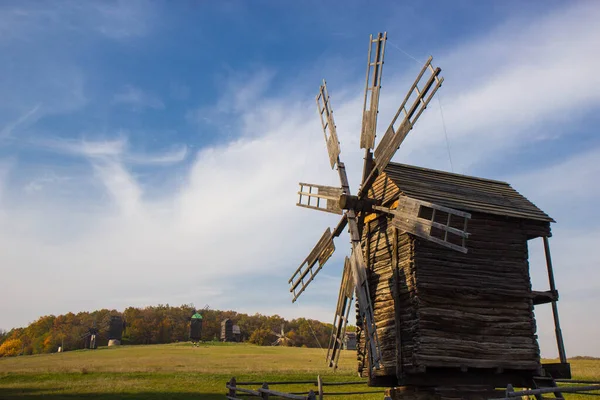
[232,325,241,342]
[189,311,203,345]
[108,315,126,346]
[221,319,233,342]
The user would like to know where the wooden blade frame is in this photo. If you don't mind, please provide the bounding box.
[336,153,381,370]
[316,81,341,169]
[348,239,381,370]
[360,32,387,150]
[379,196,471,253]
[289,228,336,302]
[326,258,355,369]
[297,183,343,215]
[373,56,444,175]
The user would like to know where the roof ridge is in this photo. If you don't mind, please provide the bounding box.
[386,162,510,186]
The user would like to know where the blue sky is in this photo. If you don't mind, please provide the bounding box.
[1,0,599,358]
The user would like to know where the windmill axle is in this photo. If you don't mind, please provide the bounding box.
[339,194,377,213]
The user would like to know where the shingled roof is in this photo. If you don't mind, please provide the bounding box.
[383,162,554,223]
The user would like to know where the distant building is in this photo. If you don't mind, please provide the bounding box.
[221,319,233,342]
[344,332,357,350]
[232,325,241,342]
[108,315,126,346]
[189,312,203,342]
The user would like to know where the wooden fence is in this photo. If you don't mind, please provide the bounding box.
[226,376,383,399]
[489,380,600,400]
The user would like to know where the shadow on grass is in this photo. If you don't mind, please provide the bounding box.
[0,388,224,400]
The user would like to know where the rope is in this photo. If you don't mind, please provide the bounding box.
[387,39,455,172]
[306,317,325,350]
[386,40,422,64]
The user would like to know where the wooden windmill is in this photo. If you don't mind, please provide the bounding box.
[80,322,99,349]
[107,315,126,346]
[289,32,569,393]
[271,324,294,347]
[190,304,210,345]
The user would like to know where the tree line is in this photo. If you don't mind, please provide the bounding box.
[0,304,354,357]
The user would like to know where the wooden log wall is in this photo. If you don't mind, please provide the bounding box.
[411,212,542,371]
[357,211,545,379]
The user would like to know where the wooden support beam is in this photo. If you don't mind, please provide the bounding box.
[543,236,567,364]
[391,227,403,382]
[532,290,558,306]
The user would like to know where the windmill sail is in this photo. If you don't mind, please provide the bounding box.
[360,32,387,150]
[316,81,341,169]
[290,33,450,378]
[327,257,354,369]
[289,228,336,302]
[297,183,343,215]
[373,56,443,174]
[388,196,471,253]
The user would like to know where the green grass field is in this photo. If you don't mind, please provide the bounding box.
[0,343,598,399]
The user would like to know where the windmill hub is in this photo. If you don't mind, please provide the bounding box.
[338,194,376,213]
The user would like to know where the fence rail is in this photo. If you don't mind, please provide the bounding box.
[226,376,382,399]
[489,379,600,400]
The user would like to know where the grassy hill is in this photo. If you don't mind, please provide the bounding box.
[0,342,598,399]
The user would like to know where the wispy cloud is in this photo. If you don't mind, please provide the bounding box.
[0,1,155,43]
[90,0,154,40]
[23,172,71,194]
[387,1,600,173]
[186,69,276,130]
[36,136,187,166]
[113,85,164,111]
[126,145,188,165]
[0,104,41,138]
[38,137,127,158]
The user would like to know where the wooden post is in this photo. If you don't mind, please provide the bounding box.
[392,227,403,381]
[261,383,270,400]
[228,377,236,398]
[543,236,567,363]
[317,375,323,400]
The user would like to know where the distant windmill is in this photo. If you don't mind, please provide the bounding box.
[108,315,126,346]
[190,304,209,346]
[80,321,99,349]
[271,324,293,347]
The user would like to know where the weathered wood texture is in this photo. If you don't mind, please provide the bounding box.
[368,170,553,239]
[380,164,554,228]
[357,211,545,380]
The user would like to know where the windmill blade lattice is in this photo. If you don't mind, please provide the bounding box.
[289,32,450,375]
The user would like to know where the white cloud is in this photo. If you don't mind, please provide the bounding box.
[35,136,187,167]
[186,69,276,131]
[508,148,600,210]
[511,149,600,358]
[113,85,165,111]
[38,137,127,158]
[0,1,154,43]
[0,1,599,361]
[375,1,600,173]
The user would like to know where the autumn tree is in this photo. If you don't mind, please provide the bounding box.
[0,338,23,357]
[248,327,272,346]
